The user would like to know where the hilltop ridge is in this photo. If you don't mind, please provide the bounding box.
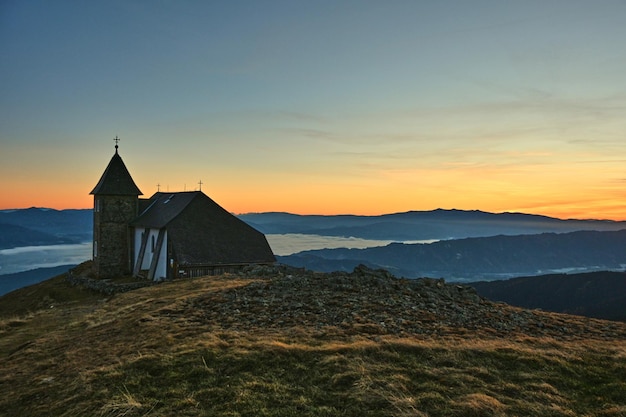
[1,265,626,416]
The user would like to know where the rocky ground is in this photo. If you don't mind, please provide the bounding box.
[167,264,626,342]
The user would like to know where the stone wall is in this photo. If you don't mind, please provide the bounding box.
[66,268,153,295]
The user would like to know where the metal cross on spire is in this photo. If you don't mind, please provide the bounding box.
[198,180,203,192]
[113,135,120,153]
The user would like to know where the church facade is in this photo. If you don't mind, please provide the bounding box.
[90,144,275,280]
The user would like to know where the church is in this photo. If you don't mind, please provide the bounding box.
[90,140,276,280]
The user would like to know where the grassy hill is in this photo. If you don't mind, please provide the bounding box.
[1,263,626,416]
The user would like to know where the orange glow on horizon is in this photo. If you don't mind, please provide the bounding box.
[2,184,624,221]
[1,157,624,221]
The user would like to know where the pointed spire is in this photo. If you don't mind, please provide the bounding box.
[90,139,142,196]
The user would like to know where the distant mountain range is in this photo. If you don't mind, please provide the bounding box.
[242,210,626,280]
[0,208,91,249]
[3,207,625,251]
[240,209,626,241]
[278,230,626,281]
[3,207,626,283]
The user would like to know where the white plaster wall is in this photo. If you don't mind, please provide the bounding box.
[133,228,168,280]
[154,230,168,280]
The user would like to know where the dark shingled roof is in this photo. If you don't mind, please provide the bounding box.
[131,191,276,266]
[90,152,143,196]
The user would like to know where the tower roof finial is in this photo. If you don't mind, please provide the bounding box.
[113,135,120,153]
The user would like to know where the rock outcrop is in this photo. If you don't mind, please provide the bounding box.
[172,264,626,341]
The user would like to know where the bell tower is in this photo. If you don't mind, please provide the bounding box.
[90,137,143,278]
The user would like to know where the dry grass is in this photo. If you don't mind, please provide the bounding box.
[1,272,626,416]
[99,385,153,417]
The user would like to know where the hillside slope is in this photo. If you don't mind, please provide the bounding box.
[470,271,626,321]
[1,265,626,416]
[0,265,77,296]
[0,208,91,245]
[0,223,75,249]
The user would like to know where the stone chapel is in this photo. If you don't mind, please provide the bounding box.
[90,140,275,280]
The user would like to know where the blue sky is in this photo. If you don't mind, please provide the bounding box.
[2,1,626,218]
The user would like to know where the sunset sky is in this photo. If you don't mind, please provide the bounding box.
[2,1,626,219]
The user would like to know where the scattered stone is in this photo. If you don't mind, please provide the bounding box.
[167,264,626,341]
